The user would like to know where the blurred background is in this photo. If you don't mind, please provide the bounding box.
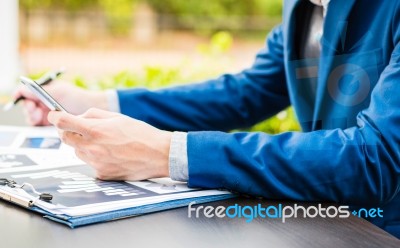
[0,0,299,133]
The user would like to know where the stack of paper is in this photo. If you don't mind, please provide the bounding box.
[0,125,233,227]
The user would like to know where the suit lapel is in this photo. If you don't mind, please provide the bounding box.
[283,0,302,62]
[312,0,357,129]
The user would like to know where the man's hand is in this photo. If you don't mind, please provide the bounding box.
[48,108,171,181]
[15,82,108,126]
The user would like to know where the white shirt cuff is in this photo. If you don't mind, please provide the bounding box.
[105,90,121,113]
[169,131,189,181]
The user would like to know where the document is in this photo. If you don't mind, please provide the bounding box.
[0,125,82,171]
[0,125,233,227]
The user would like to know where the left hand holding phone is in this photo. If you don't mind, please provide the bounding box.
[15,80,109,126]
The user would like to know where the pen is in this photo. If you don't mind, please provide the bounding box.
[2,68,65,112]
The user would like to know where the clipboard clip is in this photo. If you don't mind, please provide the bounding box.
[0,178,53,204]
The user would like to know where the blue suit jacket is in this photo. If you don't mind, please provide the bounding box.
[117,0,400,237]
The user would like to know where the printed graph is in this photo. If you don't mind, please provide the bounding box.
[20,137,62,149]
[2,165,197,207]
[0,154,37,168]
[12,169,147,197]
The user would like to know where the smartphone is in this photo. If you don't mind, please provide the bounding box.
[20,76,68,112]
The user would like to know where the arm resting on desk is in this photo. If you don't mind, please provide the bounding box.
[187,44,400,206]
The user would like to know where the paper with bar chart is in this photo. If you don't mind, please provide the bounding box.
[0,125,85,171]
[0,125,64,149]
[4,165,197,207]
[0,125,232,221]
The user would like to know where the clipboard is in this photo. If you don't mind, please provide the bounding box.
[0,165,235,228]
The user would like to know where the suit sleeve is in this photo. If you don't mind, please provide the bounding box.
[117,25,290,132]
[186,41,400,206]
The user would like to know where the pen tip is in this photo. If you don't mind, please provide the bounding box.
[2,102,13,112]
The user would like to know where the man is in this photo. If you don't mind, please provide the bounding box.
[17,0,400,238]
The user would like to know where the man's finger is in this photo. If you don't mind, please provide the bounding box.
[23,100,36,112]
[48,111,92,136]
[75,149,90,163]
[60,130,90,148]
[81,108,119,119]
[14,85,37,101]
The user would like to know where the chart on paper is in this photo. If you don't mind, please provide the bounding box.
[0,126,63,149]
[3,165,198,207]
[0,154,37,168]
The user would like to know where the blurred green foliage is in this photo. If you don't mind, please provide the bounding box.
[197,31,233,55]
[20,0,98,11]
[68,31,299,134]
[98,0,135,35]
[20,0,282,34]
[20,0,134,35]
[148,0,282,16]
[20,0,282,16]
[149,0,282,32]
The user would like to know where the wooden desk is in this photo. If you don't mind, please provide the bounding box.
[1,198,399,248]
